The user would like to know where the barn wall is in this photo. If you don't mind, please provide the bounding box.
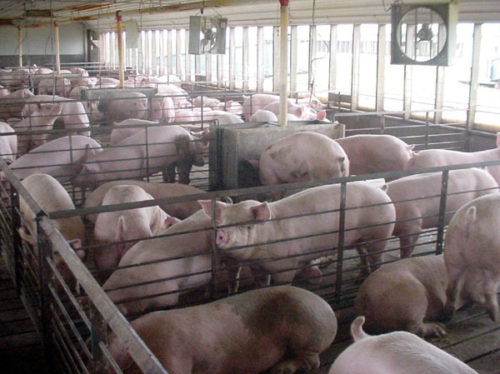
[0,23,86,67]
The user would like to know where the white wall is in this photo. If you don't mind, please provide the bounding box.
[0,23,85,56]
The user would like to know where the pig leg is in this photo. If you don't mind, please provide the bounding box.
[162,163,177,183]
[94,245,120,282]
[443,265,465,320]
[484,282,500,322]
[177,162,193,184]
[399,232,420,258]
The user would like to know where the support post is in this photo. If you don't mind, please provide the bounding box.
[54,22,61,74]
[116,11,125,88]
[17,25,23,67]
[279,0,289,126]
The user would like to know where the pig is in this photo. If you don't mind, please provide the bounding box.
[250,109,278,123]
[0,121,17,164]
[0,68,30,90]
[7,135,102,182]
[109,118,160,145]
[84,179,204,222]
[354,254,473,338]
[108,285,337,374]
[151,95,175,122]
[155,83,191,109]
[99,91,149,123]
[444,193,500,323]
[102,210,214,315]
[93,184,180,281]
[263,101,326,121]
[406,133,500,185]
[0,85,9,97]
[0,88,34,119]
[192,95,221,109]
[386,168,498,258]
[69,67,89,77]
[12,102,63,154]
[257,132,349,187]
[335,134,415,177]
[242,93,280,120]
[37,77,71,97]
[199,181,396,285]
[328,316,478,374]
[18,173,86,284]
[205,110,244,125]
[73,125,209,187]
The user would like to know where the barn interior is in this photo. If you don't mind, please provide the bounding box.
[0,0,500,373]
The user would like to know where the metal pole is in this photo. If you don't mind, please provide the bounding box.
[17,25,23,67]
[279,0,289,126]
[116,11,125,88]
[54,22,61,74]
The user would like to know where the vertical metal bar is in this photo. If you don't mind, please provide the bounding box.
[273,25,280,93]
[425,111,430,149]
[436,170,449,255]
[10,187,22,289]
[17,25,23,67]
[89,303,108,374]
[466,23,482,132]
[329,25,337,92]
[209,197,218,298]
[54,22,61,74]
[116,12,125,88]
[289,25,298,95]
[256,27,264,92]
[279,2,289,126]
[375,24,386,112]
[229,27,236,90]
[145,127,150,182]
[335,181,347,304]
[242,26,249,91]
[379,114,386,134]
[36,216,53,364]
[350,24,360,110]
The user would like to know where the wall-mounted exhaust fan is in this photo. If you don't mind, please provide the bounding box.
[391,2,458,66]
[189,16,227,54]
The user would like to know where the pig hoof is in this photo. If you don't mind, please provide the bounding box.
[421,322,447,338]
[270,355,320,374]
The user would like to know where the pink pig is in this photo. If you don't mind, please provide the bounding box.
[335,134,415,177]
[444,193,500,322]
[7,135,102,182]
[73,125,209,187]
[257,131,349,186]
[93,184,179,281]
[200,181,396,284]
[386,168,498,257]
[328,316,478,374]
[107,286,337,374]
[0,121,17,164]
[407,133,500,184]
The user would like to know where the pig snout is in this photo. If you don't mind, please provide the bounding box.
[215,230,228,248]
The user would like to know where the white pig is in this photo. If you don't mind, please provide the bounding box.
[12,102,63,154]
[109,118,159,146]
[406,133,500,184]
[19,173,86,283]
[354,254,486,338]
[250,109,278,123]
[335,134,415,177]
[257,131,349,186]
[199,181,396,284]
[84,179,204,222]
[102,210,214,315]
[7,135,102,182]
[328,316,478,374]
[444,193,500,322]
[386,168,498,258]
[0,121,17,164]
[108,286,337,374]
[93,184,180,281]
[74,125,209,187]
[0,88,34,119]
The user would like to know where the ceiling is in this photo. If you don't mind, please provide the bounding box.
[0,0,499,31]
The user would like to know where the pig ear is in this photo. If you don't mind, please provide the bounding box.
[199,200,226,224]
[164,215,180,229]
[317,110,326,120]
[251,202,272,221]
